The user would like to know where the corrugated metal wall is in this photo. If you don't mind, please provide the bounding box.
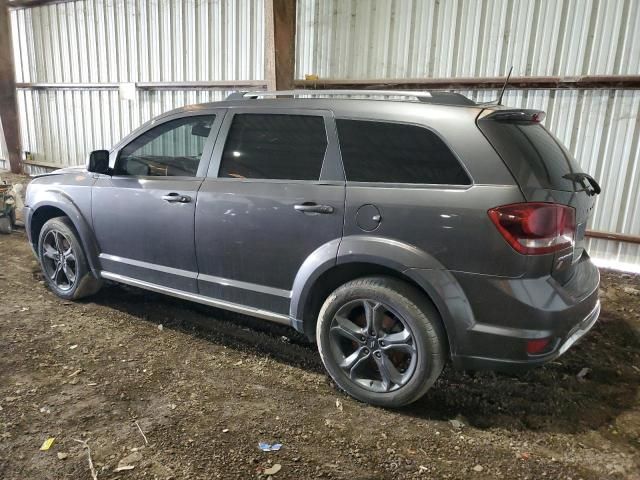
[15,88,233,174]
[296,0,640,78]
[9,0,264,171]
[12,0,264,83]
[4,0,640,269]
[296,0,640,269]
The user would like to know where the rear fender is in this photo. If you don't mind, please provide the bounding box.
[290,235,474,353]
[289,238,342,329]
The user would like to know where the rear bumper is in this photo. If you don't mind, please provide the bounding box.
[409,253,600,372]
[451,255,600,371]
[452,300,600,371]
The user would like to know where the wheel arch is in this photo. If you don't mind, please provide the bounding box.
[28,193,101,276]
[290,236,467,353]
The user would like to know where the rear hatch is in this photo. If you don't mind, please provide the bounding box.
[477,109,601,277]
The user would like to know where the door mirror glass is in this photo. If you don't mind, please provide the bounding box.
[87,150,110,174]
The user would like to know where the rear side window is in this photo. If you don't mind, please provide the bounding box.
[336,119,471,185]
[478,120,583,192]
[219,114,327,180]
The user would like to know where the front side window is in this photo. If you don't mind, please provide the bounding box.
[336,119,471,185]
[219,113,327,180]
[115,115,216,177]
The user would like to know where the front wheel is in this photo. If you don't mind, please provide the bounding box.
[316,276,447,408]
[37,217,102,300]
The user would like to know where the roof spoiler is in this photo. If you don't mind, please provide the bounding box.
[482,109,546,123]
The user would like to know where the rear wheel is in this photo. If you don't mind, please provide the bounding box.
[316,276,447,408]
[38,217,102,300]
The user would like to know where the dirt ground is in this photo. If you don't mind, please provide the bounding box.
[1,173,639,479]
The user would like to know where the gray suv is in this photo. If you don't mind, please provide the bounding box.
[24,90,601,407]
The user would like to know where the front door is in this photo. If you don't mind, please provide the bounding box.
[92,111,224,292]
[195,109,345,314]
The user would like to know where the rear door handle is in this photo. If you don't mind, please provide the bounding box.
[162,192,192,203]
[294,203,334,214]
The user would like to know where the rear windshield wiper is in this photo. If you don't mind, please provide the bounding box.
[563,172,601,196]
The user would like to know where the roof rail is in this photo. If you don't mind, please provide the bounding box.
[225,89,476,106]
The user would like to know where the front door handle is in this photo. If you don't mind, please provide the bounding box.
[294,202,334,214]
[162,192,192,203]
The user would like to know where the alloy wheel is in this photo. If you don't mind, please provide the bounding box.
[328,299,418,393]
[41,230,77,291]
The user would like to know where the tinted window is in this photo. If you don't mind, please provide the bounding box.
[116,115,215,177]
[478,120,584,192]
[336,119,471,184]
[219,114,327,180]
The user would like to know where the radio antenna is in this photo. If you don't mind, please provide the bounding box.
[497,66,513,105]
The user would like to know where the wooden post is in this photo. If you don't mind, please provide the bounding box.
[265,0,296,91]
[0,0,22,173]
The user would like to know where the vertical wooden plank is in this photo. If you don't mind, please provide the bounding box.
[0,0,22,173]
[264,0,275,90]
[265,0,296,90]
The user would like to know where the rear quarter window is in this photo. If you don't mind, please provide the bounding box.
[336,119,471,185]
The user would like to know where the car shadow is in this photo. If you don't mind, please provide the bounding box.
[406,311,640,434]
[90,284,325,372]
[90,284,640,435]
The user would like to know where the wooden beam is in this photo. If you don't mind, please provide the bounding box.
[0,0,22,173]
[265,0,296,90]
[294,75,640,90]
[586,230,640,245]
[16,80,269,90]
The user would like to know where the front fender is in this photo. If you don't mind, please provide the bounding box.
[28,189,101,276]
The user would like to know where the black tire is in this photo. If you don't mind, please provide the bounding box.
[37,217,102,300]
[0,216,11,234]
[316,276,447,408]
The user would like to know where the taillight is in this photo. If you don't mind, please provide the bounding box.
[488,203,576,255]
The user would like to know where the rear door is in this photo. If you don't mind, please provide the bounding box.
[477,111,600,273]
[194,108,345,315]
[93,111,224,292]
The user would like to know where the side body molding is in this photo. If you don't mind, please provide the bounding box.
[289,235,476,353]
[27,188,102,276]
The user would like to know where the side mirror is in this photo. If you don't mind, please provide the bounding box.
[87,150,110,174]
[191,122,211,138]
